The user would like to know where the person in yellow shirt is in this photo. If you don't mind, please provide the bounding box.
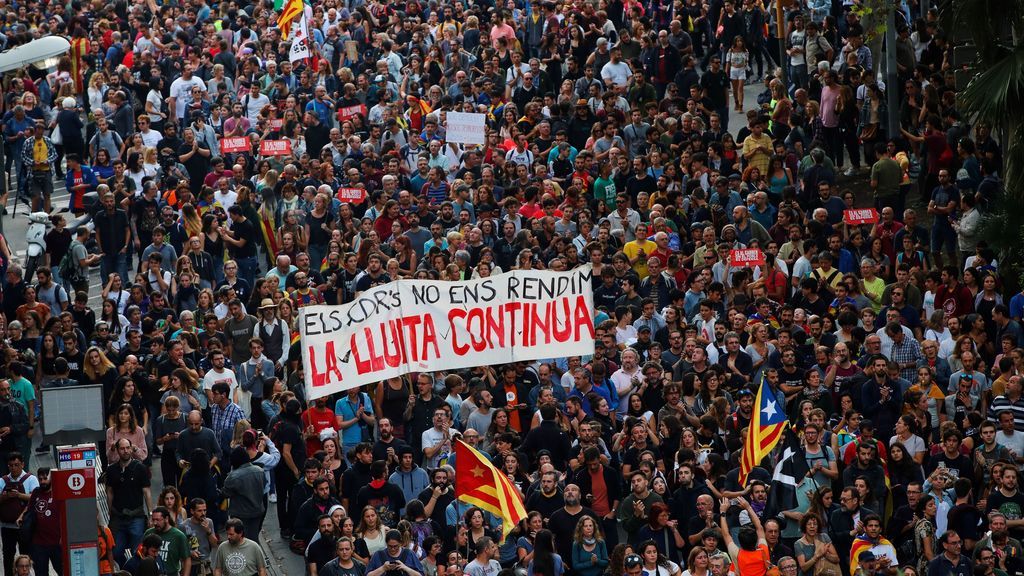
[741,117,773,175]
[623,223,655,279]
[859,257,886,312]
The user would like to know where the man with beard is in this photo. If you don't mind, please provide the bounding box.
[416,467,455,529]
[371,418,408,470]
[860,354,902,440]
[825,341,861,405]
[524,470,565,519]
[305,515,339,575]
[619,471,664,546]
[142,507,190,576]
[841,444,887,511]
[548,484,599,561]
[294,477,342,547]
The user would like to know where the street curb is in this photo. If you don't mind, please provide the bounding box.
[261,532,288,576]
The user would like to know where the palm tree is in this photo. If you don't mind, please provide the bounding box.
[945,0,1024,288]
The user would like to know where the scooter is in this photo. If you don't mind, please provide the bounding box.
[24,211,52,280]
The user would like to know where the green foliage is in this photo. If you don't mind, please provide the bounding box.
[849,0,892,42]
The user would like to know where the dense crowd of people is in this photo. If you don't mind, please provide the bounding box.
[0,0,1014,575]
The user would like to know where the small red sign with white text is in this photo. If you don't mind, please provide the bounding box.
[260,139,292,157]
[219,137,249,154]
[337,188,366,204]
[338,104,367,121]
[730,249,765,267]
[844,208,879,225]
[270,118,284,130]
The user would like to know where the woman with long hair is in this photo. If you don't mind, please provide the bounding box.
[177,448,221,521]
[105,404,148,462]
[726,36,749,111]
[320,436,345,494]
[158,486,187,526]
[571,515,609,576]
[836,84,862,176]
[108,377,147,430]
[887,441,925,510]
[806,486,837,535]
[529,529,565,576]
[913,497,937,575]
[83,345,119,400]
[638,539,681,576]
[517,511,545,567]
[161,369,204,414]
[354,505,387,563]
[35,332,61,386]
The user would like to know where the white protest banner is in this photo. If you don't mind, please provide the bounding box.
[300,265,596,400]
[444,111,487,146]
[289,14,310,63]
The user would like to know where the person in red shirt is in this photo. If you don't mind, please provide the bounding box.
[870,206,904,265]
[934,265,975,320]
[301,397,339,456]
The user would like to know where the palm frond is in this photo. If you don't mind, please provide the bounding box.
[956,47,1024,123]
[940,0,1023,63]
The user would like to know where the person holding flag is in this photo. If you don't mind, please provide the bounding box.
[454,438,527,543]
[848,515,898,576]
[276,0,304,40]
[739,377,790,486]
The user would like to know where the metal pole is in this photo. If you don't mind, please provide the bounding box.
[885,5,899,138]
[776,0,788,86]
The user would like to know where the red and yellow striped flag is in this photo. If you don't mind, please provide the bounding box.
[277,0,304,40]
[454,439,527,541]
[739,383,788,486]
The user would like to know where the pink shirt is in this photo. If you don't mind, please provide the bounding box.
[819,84,840,128]
[490,23,517,49]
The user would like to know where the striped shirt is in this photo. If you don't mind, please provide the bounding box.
[988,395,1024,432]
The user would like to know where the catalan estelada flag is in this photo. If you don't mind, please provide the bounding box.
[739,383,788,486]
[454,439,526,541]
[277,0,304,40]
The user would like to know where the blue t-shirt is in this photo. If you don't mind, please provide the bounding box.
[334,392,374,445]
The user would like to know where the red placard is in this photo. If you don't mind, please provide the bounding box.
[337,187,367,203]
[338,104,367,121]
[270,118,284,130]
[259,139,292,157]
[52,467,96,500]
[730,248,765,267]
[844,208,879,225]
[219,137,249,154]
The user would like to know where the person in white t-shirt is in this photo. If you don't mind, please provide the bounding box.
[241,82,270,124]
[168,65,207,125]
[201,349,240,407]
[464,537,502,576]
[600,47,633,89]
